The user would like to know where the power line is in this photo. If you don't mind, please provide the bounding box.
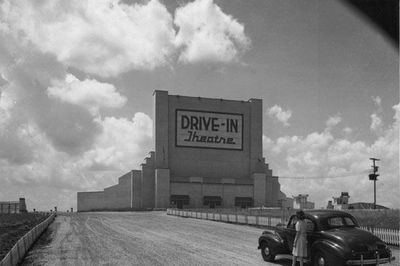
[276,166,398,180]
[278,170,369,179]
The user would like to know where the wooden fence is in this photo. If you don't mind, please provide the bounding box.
[0,213,56,266]
[168,209,285,229]
[167,209,399,246]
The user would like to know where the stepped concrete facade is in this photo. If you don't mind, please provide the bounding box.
[77,91,285,211]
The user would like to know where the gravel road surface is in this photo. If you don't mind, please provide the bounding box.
[22,212,399,266]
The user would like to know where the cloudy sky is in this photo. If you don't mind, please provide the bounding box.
[0,0,398,211]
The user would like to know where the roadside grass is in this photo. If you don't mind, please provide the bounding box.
[0,213,50,260]
[348,209,400,230]
[181,208,400,230]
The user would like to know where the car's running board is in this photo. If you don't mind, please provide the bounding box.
[275,254,311,264]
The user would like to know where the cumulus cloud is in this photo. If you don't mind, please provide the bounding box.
[1,0,251,77]
[370,113,383,131]
[264,103,399,208]
[1,51,104,156]
[48,74,127,115]
[82,113,153,171]
[38,102,102,155]
[0,0,253,211]
[370,96,384,133]
[342,127,352,135]
[0,87,15,126]
[372,96,382,111]
[267,105,292,126]
[1,0,176,77]
[0,29,154,209]
[174,0,250,63]
[0,123,36,165]
[326,114,342,129]
[393,103,400,121]
[0,112,153,210]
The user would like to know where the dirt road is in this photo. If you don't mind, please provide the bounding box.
[22,212,399,266]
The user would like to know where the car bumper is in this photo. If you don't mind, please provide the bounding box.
[346,256,395,265]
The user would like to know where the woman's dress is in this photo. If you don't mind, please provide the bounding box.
[292,220,307,257]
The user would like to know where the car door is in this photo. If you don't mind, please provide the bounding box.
[304,218,317,258]
[285,216,316,256]
[284,216,297,252]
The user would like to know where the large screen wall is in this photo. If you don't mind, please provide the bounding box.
[175,109,243,150]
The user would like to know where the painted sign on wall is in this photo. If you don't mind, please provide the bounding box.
[176,109,243,150]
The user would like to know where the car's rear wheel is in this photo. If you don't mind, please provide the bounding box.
[312,250,344,266]
[260,242,275,262]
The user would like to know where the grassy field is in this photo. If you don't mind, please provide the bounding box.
[183,208,400,230]
[0,213,49,260]
[347,209,400,230]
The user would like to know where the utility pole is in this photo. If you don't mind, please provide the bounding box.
[369,158,380,209]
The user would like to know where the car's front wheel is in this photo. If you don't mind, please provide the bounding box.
[260,242,275,262]
[312,250,344,266]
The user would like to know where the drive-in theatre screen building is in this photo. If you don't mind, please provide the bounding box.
[77,91,285,211]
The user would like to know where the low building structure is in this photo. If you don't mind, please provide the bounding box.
[326,192,389,210]
[331,192,350,210]
[293,194,314,209]
[78,91,286,211]
[0,198,27,213]
[278,192,294,210]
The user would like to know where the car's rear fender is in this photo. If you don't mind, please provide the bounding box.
[311,239,346,259]
[258,232,286,253]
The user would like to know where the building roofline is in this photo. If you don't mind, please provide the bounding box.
[153,90,262,103]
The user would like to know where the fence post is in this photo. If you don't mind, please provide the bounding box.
[22,235,27,254]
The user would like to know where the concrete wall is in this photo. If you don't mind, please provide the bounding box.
[154,91,169,169]
[253,173,267,207]
[155,169,170,208]
[154,91,265,180]
[131,170,142,208]
[141,152,155,208]
[270,177,280,206]
[170,182,253,208]
[77,172,132,212]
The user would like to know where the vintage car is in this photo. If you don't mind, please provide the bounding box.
[258,210,395,265]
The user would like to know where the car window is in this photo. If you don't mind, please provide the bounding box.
[288,216,298,229]
[344,217,356,226]
[305,219,315,232]
[328,217,344,227]
[288,217,315,231]
[326,216,357,229]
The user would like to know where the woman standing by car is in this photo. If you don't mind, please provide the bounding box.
[292,210,307,266]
